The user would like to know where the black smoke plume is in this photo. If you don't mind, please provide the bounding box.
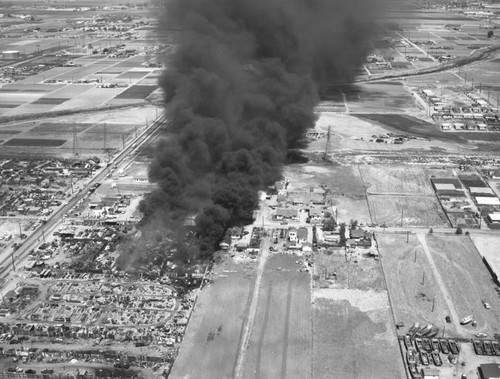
[140,0,379,259]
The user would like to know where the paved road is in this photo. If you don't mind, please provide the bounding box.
[0,112,166,278]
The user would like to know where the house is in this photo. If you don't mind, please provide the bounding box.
[421,368,440,379]
[322,230,340,244]
[297,227,308,245]
[346,239,357,248]
[479,363,500,379]
[350,229,370,240]
[275,208,299,221]
[488,213,500,224]
[276,194,287,204]
[228,227,243,241]
[288,228,297,243]
[309,208,323,223]
[302,242,313,253]
[476,196,500,206]
[350,229,371,248]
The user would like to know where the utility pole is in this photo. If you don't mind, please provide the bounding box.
[323,125,332,161]
[422,271,425,285]
[103,123,107,151]
[73,124,79,156]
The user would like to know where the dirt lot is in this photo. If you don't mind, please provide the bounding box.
[426,234,500,338]
[313,248,384,291]
[359,165,435,195]
[379,232,500,339]
[241,254,311,379]
[169,259,255,379]
[311,249,405,379]
[311,246,405,379]
[378,232,456,335]
[367,195,449,227]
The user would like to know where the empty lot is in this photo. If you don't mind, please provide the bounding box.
[379,232,500,338]
[169,261,254,379]
[242,254,311,379]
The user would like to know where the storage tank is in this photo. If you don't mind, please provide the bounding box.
[2,50,20,60]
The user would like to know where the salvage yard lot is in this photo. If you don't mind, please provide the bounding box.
[242,254,311,379]
[367,195,449,227]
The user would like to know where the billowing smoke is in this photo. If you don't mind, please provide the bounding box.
[140,0,379,259]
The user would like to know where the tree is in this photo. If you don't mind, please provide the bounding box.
[455,226,463,235]
[429,227,434,234]
[339,223,347,246]
[488,30,494,38]
[350,219,358,230]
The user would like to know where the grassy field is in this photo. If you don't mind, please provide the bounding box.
[359,165,434,195]
[242,254,311,379]
[169,260,255,379]
[367,195,449,227]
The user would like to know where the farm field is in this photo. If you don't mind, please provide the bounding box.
[367,195,448,227]
[169,259,255,379]
[344,81,419,113]
[0,53,159,117]
[359,165,434,195]
[241,254,311,379]
[0,105,158,158]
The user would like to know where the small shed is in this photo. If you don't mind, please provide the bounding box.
[421,368,440,379]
